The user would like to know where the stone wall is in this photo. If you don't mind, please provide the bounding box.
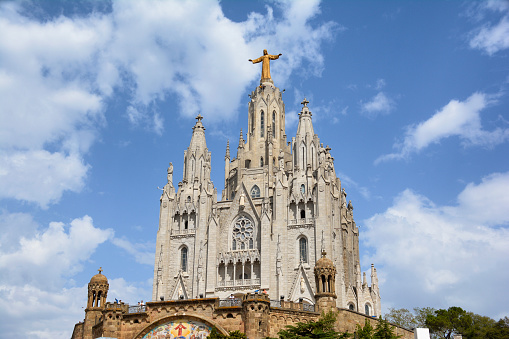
[336,308,414,339]
[72,296,413,339]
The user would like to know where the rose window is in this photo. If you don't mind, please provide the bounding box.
[232,216,254,250]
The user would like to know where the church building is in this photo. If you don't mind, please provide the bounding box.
[153,50,380,314]
[70,51,412,339]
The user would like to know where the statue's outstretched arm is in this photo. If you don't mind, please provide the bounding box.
[249,56,263,64]
[269,53,282,60]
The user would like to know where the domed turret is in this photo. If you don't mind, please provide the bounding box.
[314,251,337,313]
[87,267,109,309]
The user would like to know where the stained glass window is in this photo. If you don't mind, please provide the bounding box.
[233,216,254,250]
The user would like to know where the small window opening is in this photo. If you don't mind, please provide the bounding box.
[181,247,188,272]
[300,210,305,219]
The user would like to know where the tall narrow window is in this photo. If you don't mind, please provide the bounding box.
[260,157,264,167]
[181,247,188,272]
[272,111,276,138]
[299,237,308,263]
[301,145,306,169]
[251,110,255,133]
[300,184,305,194]
[365,304,370,316]
[260,111,264,137]
[232,239,236,250]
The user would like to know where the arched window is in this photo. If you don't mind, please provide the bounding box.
[233,216,254,250]
[186,196,191,202]
[365,304,370,316]
[260,157,264,167]
[181,247,188,272]
[272,111,276,138]
[300,184,305,194]
[349,303,355,311]
[299,237,308,263]
[260,111,264,137]
[250,185,260,198]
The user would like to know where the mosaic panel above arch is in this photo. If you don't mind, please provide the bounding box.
[141,319,212,339]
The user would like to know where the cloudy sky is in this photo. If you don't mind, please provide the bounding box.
[1,0,508,337]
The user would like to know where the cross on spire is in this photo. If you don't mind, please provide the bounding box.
[196,114,203,122]
[98,267,103,274]
[301,98,309,107]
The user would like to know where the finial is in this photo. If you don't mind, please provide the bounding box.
[301,98,309,107]
[239,128,244,141]
[321,250,327,258]
[98,267,103,274]
[196,114,203,122]
[225,140,230,159]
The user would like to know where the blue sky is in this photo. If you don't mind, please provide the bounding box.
[1,0,508,337]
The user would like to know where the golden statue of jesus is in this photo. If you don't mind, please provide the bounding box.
[249,49,282,82]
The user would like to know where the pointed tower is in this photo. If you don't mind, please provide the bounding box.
[152,114,215,301]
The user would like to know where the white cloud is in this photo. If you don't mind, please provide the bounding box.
[469,2,509,55]
[0,4,108,207]
[363,171,509,318]
[0,212,117,338]
[111,237,155,266]
[376,92,509,163]
[360,92,395,117]
[0,0,337,207]
[337,171,372,200]
[0,150,89,208]
[0,214,113,289]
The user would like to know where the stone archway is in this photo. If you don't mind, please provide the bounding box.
[134,313,228,339]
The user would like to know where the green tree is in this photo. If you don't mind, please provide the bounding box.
[384,307,436,330]
[373,317,402,339]
[275,311,351,339]
[355,319,374,339]
[425,306,473,339]
[208,328,248,339]
[384,308,416,329]
[413,307,436,329]
[485,317,509,339]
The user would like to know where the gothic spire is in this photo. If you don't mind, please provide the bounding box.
[238,129,244,149]
[296,98,315,137]
[225,140,230,160]
[189,114,207,151]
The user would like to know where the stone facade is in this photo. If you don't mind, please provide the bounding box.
[70,70,407,339]
[71,269,414,339]
[153,78,380,317]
